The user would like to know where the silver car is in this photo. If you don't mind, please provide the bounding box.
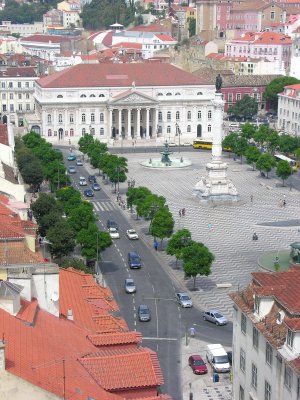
[125,278,136,294]
[176,292,193,308]
[138,305,151,322]
[203,310,228,326]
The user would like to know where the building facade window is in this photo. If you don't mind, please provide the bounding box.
[241,313,247,334]
[266,342,273,366]
[70,128,74,136]
[70,114,74,123]
[287,329,294,349]
[187,125,191,132]
[208,110,212,119]
[82,113,86,123]
[82,128,86,135]
[100,113,104,122]
[253,327,259,349]
[237,93,241,100]
[208,124,212,132]
[187,111,191,120]
[48,129,52,136]
[251,363,257,389]
[91,113,95,123]
[264,380,271,400]
[58,114,63,123]
[47,114,52,123]
[158,112,162,122]
[176,111,180,120]
[240,348,246,372]
[167,111,171,121]
[198,111,202,119]
[228,93,233,102]
[167,125,171,133]
[100,127,104,135]
[284,366,292,390]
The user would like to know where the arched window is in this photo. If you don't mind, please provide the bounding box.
[176,111,180,120]
[70,128,74,136]
[208,124,212,132]
[158,112,162,122]
[198,111,202,119]
[157,93,163,96]
[47,114,51,123]
[99,94,105,97]
[197,92,203,95]
[82,128,86,135]
[187,125,191,133]
[100,128,104,135]
[100,113,104,122]
[57,95,63,98]
[167,111,171,121]
[69,114,74,123]
[187,111,191,120]
[58,114,63,123]
[175,92,181,96]
[167,125,171,133]
[90,94,96,97]
[82,113,86,123]
[208,110,212,119]
[91,113,95,123]
[166,92,172,96]
[80,94,86,98]
[48,129,52,136]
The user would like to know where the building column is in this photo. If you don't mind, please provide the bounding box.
[109,108,113,138]
[136,108,141,140]
[146,108,150,139]
[127,109,131,139]
[118,108,122,138]
[154,108,159,138]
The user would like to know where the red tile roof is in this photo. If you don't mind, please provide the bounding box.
[128,24,171,33]
[231,31,292,45]
[285,83,300,90]
[16,298,38,325]
[156,34,176,42]
[37,63,207,88]
[88,332,142,346]
[20,34,72,44]
[0,67,37,78]
[0,124,8,145]
[112,42,142,50]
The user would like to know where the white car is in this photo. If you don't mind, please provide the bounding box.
[126,229,139,240]
[183,142,191,147]
[76,159,83,166]
[168,142,177,147]
[79,177,87,186]
[109,227,120,239]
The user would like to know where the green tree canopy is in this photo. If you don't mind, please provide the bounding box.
[253,124,270,147]
[47,219,76,260]
[245,146,261,170]
[78,134,95,155]
[126,186,152,211]
[31,193,62,224]
[38,211,63,237]
[136,193,166,222]
[263,76,300,110]
[0,0,54,23]
[181,241,214,290]
[222,132,239,154]
[276,160,293,186]
[166,229,192,263]
[265,130,280,154]
[278,135,299,155]
[256,153,276,178]
[68,202,96,233]
[76,224,112,260]
[240,122,257,140]
[61,257,89,273]
[227,95,258,118]
[150,207,174,246]
[56,187,82,215]
[187,17,196,37]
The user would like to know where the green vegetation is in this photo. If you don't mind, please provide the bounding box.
[187,17,196,37]
[256,153,276,178]
[276,160,293,186]
[150,207,174,247]
[166,229,192,266]
[227,95,258,119]
[263,76,300,110]
[0,0,58,23]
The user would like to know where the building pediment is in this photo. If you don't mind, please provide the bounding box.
[109,90,158,106]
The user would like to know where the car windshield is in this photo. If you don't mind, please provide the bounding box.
[214,313,223,318]
[110,228,117,233]
[129,230,135,234]
[194,360,205,366]
[140,309,149,314]
[181,295,190,301]
[132,257,140,263]
[215,356,229,364]
[127,281,134,286]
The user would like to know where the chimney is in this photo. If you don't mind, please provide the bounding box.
[0,341,5,370]
[67,309,74,320]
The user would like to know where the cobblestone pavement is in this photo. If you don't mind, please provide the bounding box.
[115,151,300,319]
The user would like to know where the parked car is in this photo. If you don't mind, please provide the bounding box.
[67,154,76,161]
[84,189,94,197]
[88,175,97,183]
[168,142,177,147]
[109,227,120,239]
[126,229,139,240]
[183,142,192,147]
[107,220,118,230]
[206,344,230,373]
[176,293,193,308]
[128,251,141,269]
[92,182,101,191]
[79,177,87,186]
[124,278,136,294]
[76,159,83,166]
[68,166,76,174]
[188,355,208,375]
[138,304,151,321]
[203,310,228,326]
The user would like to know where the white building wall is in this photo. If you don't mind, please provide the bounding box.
[32,271,59,317]
[278,89,300,136]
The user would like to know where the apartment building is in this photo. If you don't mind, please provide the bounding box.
[277,83,300,135]
[230,266,300,400]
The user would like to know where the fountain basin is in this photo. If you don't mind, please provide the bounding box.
[141,158,192,168]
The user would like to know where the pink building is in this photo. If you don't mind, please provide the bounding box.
[225,31,292,72]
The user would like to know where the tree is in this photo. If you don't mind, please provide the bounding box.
[19,157,44,187]
[245,146,261,170]
[256,153,276,178]
[31,193,62,224]
[39,211,63,237]
[278,135,299,155]
[126,186,152,213]
[222,132,239,156]
[68,202,96,233]
[227,95,258,118]
[265,130,280,154]
[187,17,196,37]
[240,123,256,141]
[234,136,249,163]
[78,134,95,155]
[61,257,89,273]
[76,225,112,260]
[56,187,82,215]
[166,229,192,266]
[276,160,293,186]
[47,219,76,260]
[263,76,300,110]
[181,241,214,290]
[103,155,128,190]
[150,207,174,247]
[136,193,166,225]
[253,124,269,147]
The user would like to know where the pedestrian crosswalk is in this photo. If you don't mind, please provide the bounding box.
[93,201,118,212]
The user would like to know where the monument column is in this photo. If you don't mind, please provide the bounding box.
[136,108,141,140]
[118,108,122,138]
[109,109,113,138]
[211,94,223,161]
[146,108,150,139]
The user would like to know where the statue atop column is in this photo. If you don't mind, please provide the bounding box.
[215,74,222,93]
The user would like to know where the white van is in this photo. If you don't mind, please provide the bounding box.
[206,344,230,373]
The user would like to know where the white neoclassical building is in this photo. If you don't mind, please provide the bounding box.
[277,83,300,136]
[33,63,216,144]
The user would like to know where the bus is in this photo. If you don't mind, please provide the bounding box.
[193,139,232,152]
[274,154,298,171]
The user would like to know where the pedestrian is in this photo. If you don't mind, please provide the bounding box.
[154,239,158,251]
[182,208,186,216]
[283,199,286,207]
[250,194,253,203]
[179,209,182,217]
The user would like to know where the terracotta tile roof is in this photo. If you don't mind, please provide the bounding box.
[252,269,300,314]
[231,31,292,45]
[37,63,207,88]
[0,67,37,77]
[128,24,171,33]
[156,34,176,42]
[88,332,142,346]
[0,124,8,145]
[285,83,300,90]
[16,298,38,325]
[80,348,164,390]
[0,241,44,265]
[112,42,142,50]
[20,34,72,44]
[284,317,300,331]
[256,302,287,349]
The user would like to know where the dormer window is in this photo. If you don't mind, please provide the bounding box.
[287,329,294,349]
[254,295,260,314]
[166,92,172,96]
[197,92,203,95]
[57,94,63,98]
[157,93,163,96]
[80,94,86,98]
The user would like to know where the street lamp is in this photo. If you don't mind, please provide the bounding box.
[176,123,181,154]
